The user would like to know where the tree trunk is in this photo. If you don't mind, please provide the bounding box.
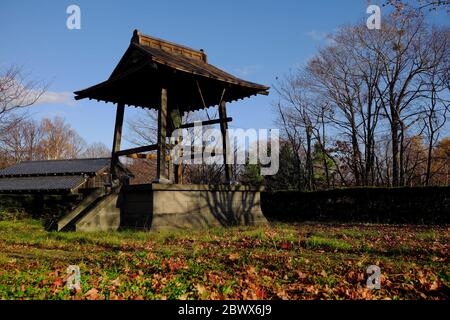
[306,125,314,190]
[391,115,400,187]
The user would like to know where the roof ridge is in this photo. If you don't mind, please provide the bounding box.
[132,29,208,63]
[19,157,111,164]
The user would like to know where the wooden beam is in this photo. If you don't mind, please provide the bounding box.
[110,103,125,179]
[155,87,169,183]
[114,144,158,157]
[179,117,232,129]
[218,101,231,183]
[126,153,170,160]
[124,146,222,161]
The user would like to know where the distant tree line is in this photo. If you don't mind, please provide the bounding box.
[0,115,111,168]
[263,11,449,190]
[0,64,110,168]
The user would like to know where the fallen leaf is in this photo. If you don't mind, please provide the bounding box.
[228,253,240,261]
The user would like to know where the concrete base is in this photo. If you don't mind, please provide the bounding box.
[59,184,268,232]
[76,192,121,232]
[120,184,267,231]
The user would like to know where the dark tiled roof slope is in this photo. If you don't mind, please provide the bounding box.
[0,176,86,192]
[0,158,110,177]
[133,42,268,91]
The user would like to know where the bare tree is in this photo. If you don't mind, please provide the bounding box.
[0,65,47,124]
[39,116,86,160]
[373,16,449,185]
[386,0,450,13]
[0,116,88,166]
[0,117,43,165]
[0,64,47,167]
[126,109,158,146]
[274,13,449,189]
[274,74,310,189]
[322,15,449,186]
[301,22,386,186]
[82,142,111,158]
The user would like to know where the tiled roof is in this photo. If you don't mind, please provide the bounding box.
[0,158,111,177]
[133,42,268,91]
[0,175,86,193]
[73,30,269,111]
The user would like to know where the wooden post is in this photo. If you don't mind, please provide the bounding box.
[155,87,170,183]
[111,103,125,180]
[168,108,183,184]
[219,101,231,183]
[175,129,183,184]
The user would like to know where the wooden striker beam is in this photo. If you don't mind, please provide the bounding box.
[115,144,158,157]
[218,100,231,183]
[155,87,169,183]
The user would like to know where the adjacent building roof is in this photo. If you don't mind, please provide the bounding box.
[0,158,111,178]
[0,176,86,193]
[74,30,269,112]
[0,158,126,193]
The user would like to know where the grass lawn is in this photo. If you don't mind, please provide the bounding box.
[0,219,448,300]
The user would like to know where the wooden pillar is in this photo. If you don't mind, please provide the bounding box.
[219,100,231,183]
[155,87,170,183]
[174,129,183,184]
[168,108,183,184]
[111,103,125,180]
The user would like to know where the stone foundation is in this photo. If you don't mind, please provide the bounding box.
[119,184,267,231]
[60,184,267,232]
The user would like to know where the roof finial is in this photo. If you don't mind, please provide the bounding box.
[131,29,141,44]
[200,49,208,63]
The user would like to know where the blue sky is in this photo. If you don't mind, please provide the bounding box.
[0,0,447,148]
